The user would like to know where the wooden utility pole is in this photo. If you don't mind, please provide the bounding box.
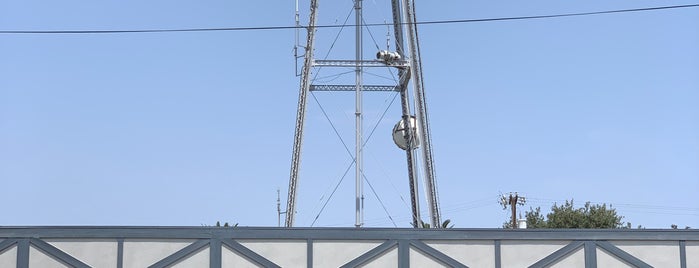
[500,193,526,229]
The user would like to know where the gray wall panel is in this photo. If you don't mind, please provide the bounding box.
[0,227,695,268]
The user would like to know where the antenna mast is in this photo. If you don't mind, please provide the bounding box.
[286,0,441,228]
[277,189,287,227]
[354,0,365,228]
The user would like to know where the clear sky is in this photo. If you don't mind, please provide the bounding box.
[1,0,698,228]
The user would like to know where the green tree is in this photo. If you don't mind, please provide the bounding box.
[522,200,625,229]
[420,219,454,228]
[525,206,547,228]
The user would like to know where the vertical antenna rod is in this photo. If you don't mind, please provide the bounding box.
[354,0,364,228]
[294,0,301,76]
[277,189,286,227]
[295,0,300,47]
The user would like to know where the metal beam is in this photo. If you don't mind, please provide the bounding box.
[30,239,91,268]
[0,239,16,253]
[340,240,397,268]
[148,239,209,268]
[410,240,468,268]
[310,84,399,92]
[221,239,281,268]
[313,59,408,68]
[528,240,584,268]
[2,227,699,241]
[595,241,652,268]
[1,228,698,268]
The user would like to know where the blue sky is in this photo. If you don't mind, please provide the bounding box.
[1,0,697,228]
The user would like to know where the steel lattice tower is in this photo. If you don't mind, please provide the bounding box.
[285,0,441,228]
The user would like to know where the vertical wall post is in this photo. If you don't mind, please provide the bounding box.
[495,240,502,268]
[584,241,597,268]
[398,240,410,268]
[680,240,687,268]
[117,238,124,268]
[210,239,222,268]
[307,239,314,268]
[16,239,29,268]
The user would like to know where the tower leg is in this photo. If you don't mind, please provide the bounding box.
[402,0,441,227]
[286,0,319,228]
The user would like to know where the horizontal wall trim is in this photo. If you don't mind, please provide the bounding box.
[1,227,698,241]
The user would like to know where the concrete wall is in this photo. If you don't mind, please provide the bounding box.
[0,227,696,267]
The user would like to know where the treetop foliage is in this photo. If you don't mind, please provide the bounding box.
[524,199,625,229]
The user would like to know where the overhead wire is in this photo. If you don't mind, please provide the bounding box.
[520,197,699,221]
[359,92,402,227]
[311,6,355,82]
[310,92,353,157]
[311,70,355,83]
[303,92,354,222]
[338,196,498,227]
[367,148,412,211]
[364,174,398,227]
[363,71,398,81]
[312,73,350,83]
[310,159,354,227]
[307,91,399,227]
[527,197,699,211]
[360,15,399,86]
[2,4,698,34]
[362,70,409,213]
[362,17,382,51]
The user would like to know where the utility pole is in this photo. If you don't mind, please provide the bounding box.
[500,192,526,229]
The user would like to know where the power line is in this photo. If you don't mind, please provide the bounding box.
[527,197,699,212]
[1,4,697,34]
